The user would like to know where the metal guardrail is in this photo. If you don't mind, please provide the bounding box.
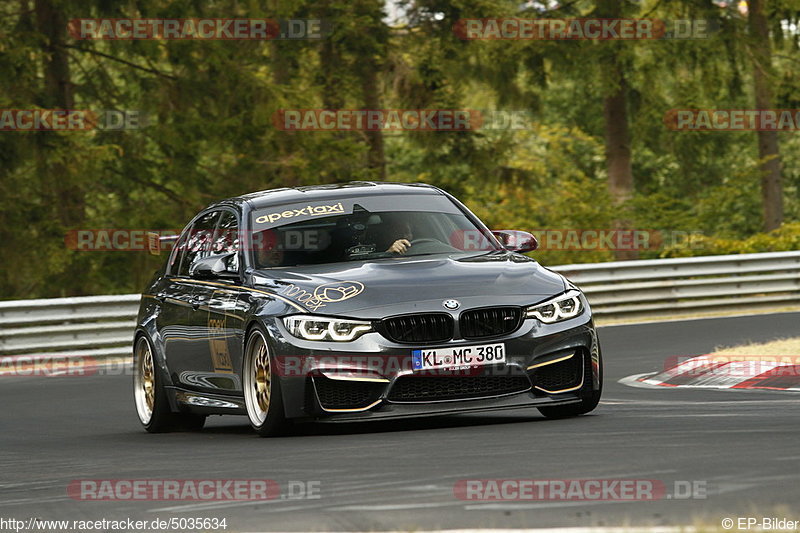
[2,251,799,360]
[0,295,140,360]
[554,250,800,319]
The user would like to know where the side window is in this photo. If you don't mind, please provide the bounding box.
[177,211,221,277]
[212,211,239,254]
[167,229,190,275]
[212,210,240,273]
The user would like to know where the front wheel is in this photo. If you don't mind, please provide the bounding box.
[133,335,206,433]
[538,351,602,419]
[243,326,290,437]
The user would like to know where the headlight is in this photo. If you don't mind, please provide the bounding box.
[525,290,584,324]
[283,316,373,342]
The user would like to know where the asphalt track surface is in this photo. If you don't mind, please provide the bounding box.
[2,312,800,532]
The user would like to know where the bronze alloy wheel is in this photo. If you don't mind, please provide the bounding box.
[133,336,155,424]
[244,329,271,426]
[242,327,289,436]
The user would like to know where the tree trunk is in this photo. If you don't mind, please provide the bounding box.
[601,29,639,261]
[35,0,87,295]
[35,0,73,109]
[603,74,637,261]
[597,0,636,260]
[361,60,386,180]
[603,78,634,211]
[748,0,783,231]
[319,33,344,110]
[271,38,298,186]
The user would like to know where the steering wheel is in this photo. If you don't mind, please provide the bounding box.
[409,238,439,246]
[400,238,450,255]
[385,238,446,256]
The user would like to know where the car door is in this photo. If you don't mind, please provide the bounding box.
[183,209,248,393]
[154,222,198,384]
[161,210,220,389]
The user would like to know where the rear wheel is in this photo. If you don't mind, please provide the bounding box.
[538,351,602,419]
[243,326,289,437]
[133,335,206,432]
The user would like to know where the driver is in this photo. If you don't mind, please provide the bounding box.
[253,229,284,267]
[384,216,414,255]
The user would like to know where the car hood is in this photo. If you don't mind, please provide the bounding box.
[250,252,567,318]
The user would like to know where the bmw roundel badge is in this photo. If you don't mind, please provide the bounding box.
[443,299,460,310]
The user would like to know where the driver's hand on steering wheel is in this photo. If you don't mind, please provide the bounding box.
[387,239,411,254]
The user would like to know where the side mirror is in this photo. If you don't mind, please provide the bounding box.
[190,252,239,280]
[492,230,538,253]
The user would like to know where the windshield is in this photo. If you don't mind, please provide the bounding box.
[249,194,500,268]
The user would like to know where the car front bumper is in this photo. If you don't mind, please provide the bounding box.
[265,314,601,421]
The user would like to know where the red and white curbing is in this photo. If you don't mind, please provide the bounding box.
[626,354,800,392]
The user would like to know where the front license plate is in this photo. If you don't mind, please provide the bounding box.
[412,343,505,371]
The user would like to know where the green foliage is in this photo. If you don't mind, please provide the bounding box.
[0,0,798,298]
[662,222,800,257]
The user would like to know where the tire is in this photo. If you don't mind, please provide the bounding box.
[133,335,206,433]
[538,351,602,419]
[243,326,290,437]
